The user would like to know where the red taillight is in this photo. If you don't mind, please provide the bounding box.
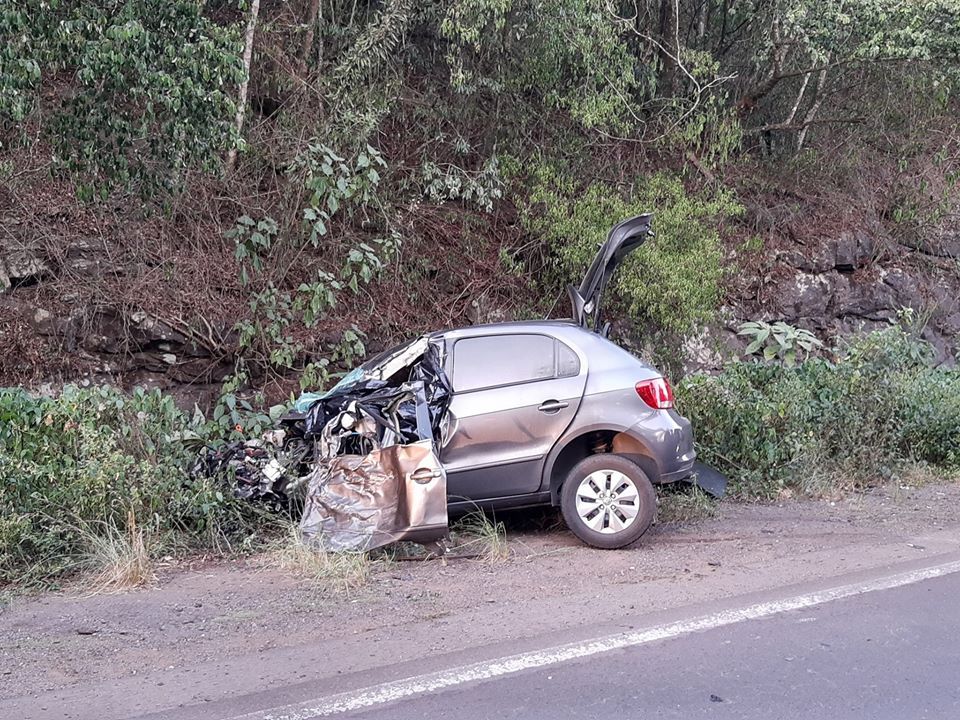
[636,377,674,410]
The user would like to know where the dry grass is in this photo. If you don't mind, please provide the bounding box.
[894,461,957,487]
[81,510,156,593]
[449,511,510,563]
[656,484,718,524]
[887,461,960,502]
[274,524,373,597]
[792,452,957,502]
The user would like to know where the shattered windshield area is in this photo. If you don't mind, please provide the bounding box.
[291,337,427,414]
[360,338,417,371]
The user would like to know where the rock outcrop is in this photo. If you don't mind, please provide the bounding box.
[3,214,959,405]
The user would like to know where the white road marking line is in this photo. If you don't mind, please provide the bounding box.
[235,559,960,720]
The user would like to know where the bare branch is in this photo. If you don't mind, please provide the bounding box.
[745,116,864,135]
[685,149,716,182]
[739,54,924,112]
[602,0,737,144]
[784,71,811,126]
[797,62,829,150]
[298,0,322,72]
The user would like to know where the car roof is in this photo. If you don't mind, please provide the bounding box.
[433,319,584,341]
[434,320,656,379]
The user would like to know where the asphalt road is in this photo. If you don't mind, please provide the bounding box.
[345,572,960,720]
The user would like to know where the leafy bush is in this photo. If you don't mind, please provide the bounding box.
[0,385,246,584]
[440,0,637,131]
[678,326,960,498]
[1,0,242,195]
[525,169,741,332]
[737,320,822,367]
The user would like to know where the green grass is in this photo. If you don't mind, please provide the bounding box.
[449,511,510,562]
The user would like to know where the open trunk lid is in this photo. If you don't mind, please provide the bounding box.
[569,213,653,331]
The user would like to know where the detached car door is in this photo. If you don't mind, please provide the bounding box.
[441,332,587,501]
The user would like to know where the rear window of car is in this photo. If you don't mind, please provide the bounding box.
[452,334,561,392]
[557,340,580,377]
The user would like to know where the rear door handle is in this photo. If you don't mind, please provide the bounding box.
[537,400,569,414]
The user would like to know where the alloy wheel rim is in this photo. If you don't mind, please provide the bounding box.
[574,469,640,534]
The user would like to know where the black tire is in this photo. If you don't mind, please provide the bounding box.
[560,454,657,549]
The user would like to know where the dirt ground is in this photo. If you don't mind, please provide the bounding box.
[3,481,960,719]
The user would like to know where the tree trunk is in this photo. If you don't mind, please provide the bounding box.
[797,65,829,151]
[657,0,678,97]
[697,0,708,42]
[299,0,322,72]
[226,0,261,173]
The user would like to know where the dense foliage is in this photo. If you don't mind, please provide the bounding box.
[0,0,242,195]
[2,1,958,361]
[0,386,250,583]
[679,326,960,498]
[526,168,740,331]
[1,2,960,583]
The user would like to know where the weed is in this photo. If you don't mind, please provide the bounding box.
[656,485,718,524]
[81,511,156,593]
[449,511,510,562]
[737,320,822,367]
[274,523,372,597]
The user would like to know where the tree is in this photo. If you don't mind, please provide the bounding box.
[0,0,243,196]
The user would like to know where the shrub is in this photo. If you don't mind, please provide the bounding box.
[737,320,822,367]
[525,169,741,332]
[678,326,960,498]
[0,385,245,584]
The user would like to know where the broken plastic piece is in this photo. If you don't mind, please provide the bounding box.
[688,462,728,498]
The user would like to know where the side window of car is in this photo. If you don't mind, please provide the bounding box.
[557,340,581,377]
[453,334,556,392]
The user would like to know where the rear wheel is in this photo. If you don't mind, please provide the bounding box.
[560,454,656,549]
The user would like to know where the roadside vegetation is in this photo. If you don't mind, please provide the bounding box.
[448,512,511,563]
[274,522,375,598]
[679,323,960,499]
[0,386,256,585]
[5,318,957,587]
[3,1,960,588]
[656,484,718,524]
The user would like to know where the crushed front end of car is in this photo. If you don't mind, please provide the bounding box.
[294,336,452,551]
[193,336,453,551]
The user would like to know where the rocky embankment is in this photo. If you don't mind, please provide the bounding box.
[2,216,958,406]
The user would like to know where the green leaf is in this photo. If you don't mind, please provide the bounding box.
[744,338,764,356]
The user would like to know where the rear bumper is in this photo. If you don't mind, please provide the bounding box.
[623,409,696,484]
[659,460,696,484]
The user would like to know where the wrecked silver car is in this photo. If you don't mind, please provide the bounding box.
[200,214,724,551]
